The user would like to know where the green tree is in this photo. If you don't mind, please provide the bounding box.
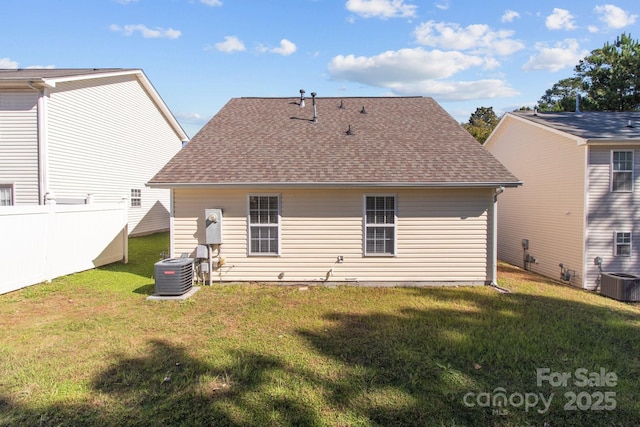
[539,33,640,112]
[576,33,640,111]
[463,106,499,144]
[537,77,596,112]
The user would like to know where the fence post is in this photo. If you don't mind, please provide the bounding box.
[44,192,57,282]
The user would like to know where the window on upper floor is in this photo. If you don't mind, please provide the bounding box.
[248,194,280,256]
[0,184,14,206]
[364,195,396,256]
[611,150,633,192]
[614,231,632,257]
[130,189,141,207]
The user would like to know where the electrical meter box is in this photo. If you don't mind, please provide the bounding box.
[205,208,223,244]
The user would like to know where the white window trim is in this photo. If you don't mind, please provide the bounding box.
[614,231,632,257]
[363,193,397,257]
[0,183,14,206]
[611,150,634,192]
[247,193,281,256]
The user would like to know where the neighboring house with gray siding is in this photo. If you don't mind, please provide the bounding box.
[148,95,520,285]
[485,110,640,290]
[0,68,188,235]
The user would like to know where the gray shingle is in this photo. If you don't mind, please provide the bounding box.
[0,68,135,80]
[511,110,640,140]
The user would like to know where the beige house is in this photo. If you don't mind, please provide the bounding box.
[148,95,520,285]
[0,68,188,235]
[485,110,640,290]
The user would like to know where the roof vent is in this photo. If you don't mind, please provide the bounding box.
[346,125,354,135]
[339,100,345,109]
[311,92,318,123]
[627,120,634,128]
[360,106,367,114]
[299,89,305,108]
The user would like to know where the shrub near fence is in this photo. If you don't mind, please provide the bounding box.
[0,201,128,294]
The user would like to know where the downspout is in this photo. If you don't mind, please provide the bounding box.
[28,82,50,205]
[169,189,176,258]
[490,187,511,293]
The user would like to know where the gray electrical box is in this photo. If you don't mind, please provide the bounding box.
[205,208,223,244]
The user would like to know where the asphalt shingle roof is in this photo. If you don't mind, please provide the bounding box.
[511,110,640,140]
[149,96,520,187]
[0,68,135,80]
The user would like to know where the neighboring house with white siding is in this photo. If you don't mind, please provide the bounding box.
[0,68,188,235]
[485,110,640,290]
[147,95,520,285]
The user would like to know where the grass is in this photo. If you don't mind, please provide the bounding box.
[0,232,639,426]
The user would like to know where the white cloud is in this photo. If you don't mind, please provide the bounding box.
[435,1,449,11]
[0,57,19,68]
[414,21,524,56]
[545,8,577,30]
[0,58,55,69]
[594,4,637,29]
[272,39,297,55]
[201,0,222,6]
[346,0,417,19]
[522,39,588,72]
[110,24,181,39]
[501,10,520,23]
[328,48,485,85]
[387,79,518,101]
[212,36,245,53]
[258,39,297,56]
[588,25,599,33]
[328,47,518,100]
[175,112,207,124]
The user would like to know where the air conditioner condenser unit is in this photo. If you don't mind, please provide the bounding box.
[154,258,194,296]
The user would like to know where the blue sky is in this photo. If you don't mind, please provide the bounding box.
[2,0,639,138]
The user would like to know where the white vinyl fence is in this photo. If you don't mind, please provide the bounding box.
[0,201,128,295]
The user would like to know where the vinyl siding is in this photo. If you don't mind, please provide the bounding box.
[45,75,182,235]
[173,187,493,283]
[0,91,39,204]
[486,116,586,287]
[586,146,640,288]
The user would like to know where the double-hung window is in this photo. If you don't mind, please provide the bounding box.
[130,189,142,207]
[611,150,633,192]
[614,231,632,256]
[364,195,396,256]
[248,195,280,255]
[0,184,13,206]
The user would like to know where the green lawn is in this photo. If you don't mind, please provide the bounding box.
[0,232,638,426]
